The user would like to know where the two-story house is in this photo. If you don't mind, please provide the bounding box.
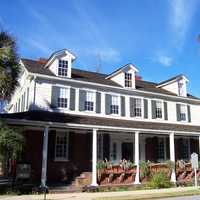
[1,49,200,188]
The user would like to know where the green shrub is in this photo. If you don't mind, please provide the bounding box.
[148,171,171,189]
[140,161,150,179]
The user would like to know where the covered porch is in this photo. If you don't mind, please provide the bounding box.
[1,110,200,189]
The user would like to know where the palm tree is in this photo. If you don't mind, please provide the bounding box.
[0,31,20,100]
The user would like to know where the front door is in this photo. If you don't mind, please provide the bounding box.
[122,142,133,161]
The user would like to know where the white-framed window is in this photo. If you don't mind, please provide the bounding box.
[125,73,132,87]
[110,95,119,114]
[178,81,185,96]
[58,60,68,77]
[55,132,69,161]
[155,101,162,119]
[57,87,69,108]
[157,138,165,160]
[26,87,29,110]
[134,98,142,117]
[180,104,187,121]
[180,138,189,160]
[85,91,95,111]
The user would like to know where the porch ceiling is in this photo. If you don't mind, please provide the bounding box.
[1,110,200,134]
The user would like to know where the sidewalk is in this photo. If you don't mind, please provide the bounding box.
[0,186,200,200]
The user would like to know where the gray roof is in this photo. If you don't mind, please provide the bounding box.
[1,110,200,133]
[21,58,199,100]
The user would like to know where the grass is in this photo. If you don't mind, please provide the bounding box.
[94,188,200,200]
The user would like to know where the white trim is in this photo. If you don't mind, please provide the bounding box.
[4,118,200,135]
[26,72,200,104]
[54,131,69,162]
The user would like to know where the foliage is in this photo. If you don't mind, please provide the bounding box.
[140,161,151,179]
[0,120,24,163]
[148,171,171,189]
[119,159,136,170]
[0,31,20,99]
[166,160,175,170]
[96,160,107,169]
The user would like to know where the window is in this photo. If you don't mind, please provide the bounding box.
[180,139,189,160]
[180,104,187,121]
[157,138,165,160]
[58,60,68,77]
[85,91,95,111]
[134,98,142,117]
[125,73,132,87]
[178,81,185,96]
[55,132,69,161]
[26,87,29,110]
[110,95,119,114]
[58,87,69,108]
[155,101,162,118]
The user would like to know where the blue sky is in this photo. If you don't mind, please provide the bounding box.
[1,0,200,96]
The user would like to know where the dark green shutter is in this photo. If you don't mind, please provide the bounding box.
[79,90,86,111]
[121,96,125,116]
[187,105,191,122]
[105,94,111,115]
[144,99,148,119]
[51,86,59,108]
[151,100,156,119]
[103,134,110,160]
[68,132,74,160]
[164,101,168,120]
[96,92,101,113]
[176,104,181,121]
[70,88,75,110]
[130,97,134,117]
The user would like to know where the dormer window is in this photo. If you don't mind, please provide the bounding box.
[178,81,184,96]
[58,60,68,77]
[125,73,132,87]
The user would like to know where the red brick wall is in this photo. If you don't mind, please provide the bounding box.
[22,130,92,184]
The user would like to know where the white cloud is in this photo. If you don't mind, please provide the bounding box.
[26,38,50,54]
[157,55,173,67]
[168,0,198,46]
[94,48,121,62]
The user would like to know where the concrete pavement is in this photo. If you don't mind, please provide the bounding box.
[0,186,199,200]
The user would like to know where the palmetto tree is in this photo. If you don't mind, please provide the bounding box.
[0,31,20,100]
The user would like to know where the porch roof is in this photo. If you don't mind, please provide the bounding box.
[1,110,200,133]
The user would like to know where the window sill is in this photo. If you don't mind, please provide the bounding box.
[54,159,69,162]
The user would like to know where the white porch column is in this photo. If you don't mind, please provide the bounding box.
[41,126,49,187]
[198,135,200,155]
[169,132,176,183]
[134,131,140,184]
[91,128,98,186]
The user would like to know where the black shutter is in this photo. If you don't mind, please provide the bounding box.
[96,92,101,114]
[121,96,126,116]
[144,99,148,119]
[70,88,76,110]
[79,90,86,111]
[103,134,110,160]
[151,100,156,119]
[130,97,134,117]
[51,86,59,108]
[105,94,111,115]
[164,101,168,120]
[68,132,74,161]
[176,104,181,121]
[48,130,56,160]
[187,105,191,122]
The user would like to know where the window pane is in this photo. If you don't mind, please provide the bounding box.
[125,73,132,87]
[57,87,69,108]
[55,133,69,160]
[110,95,119,114]
[155,101,162,118]
[58,60,68,76]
